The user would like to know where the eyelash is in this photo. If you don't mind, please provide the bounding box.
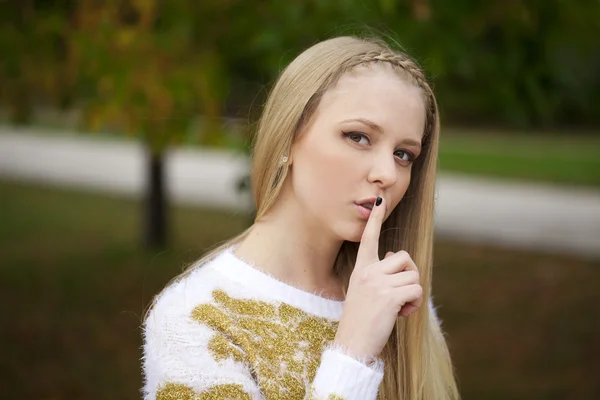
[342,131,416,163]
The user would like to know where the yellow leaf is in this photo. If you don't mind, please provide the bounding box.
[115,28,136,49]
[131,0,156,26]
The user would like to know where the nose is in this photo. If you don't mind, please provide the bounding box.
[367,152,397,189]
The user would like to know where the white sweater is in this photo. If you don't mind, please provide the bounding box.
[142,248,385,400]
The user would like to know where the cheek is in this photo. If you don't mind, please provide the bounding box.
[292,138,359,208]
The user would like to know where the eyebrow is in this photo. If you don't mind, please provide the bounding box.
[341,117,422,148]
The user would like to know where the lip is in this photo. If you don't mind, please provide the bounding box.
[356,197,378,206]
[354,197,378,221]
[354,203,372,220]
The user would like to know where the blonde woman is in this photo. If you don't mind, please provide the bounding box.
[143,36,459,400]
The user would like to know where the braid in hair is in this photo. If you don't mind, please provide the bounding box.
[354,51,427,87]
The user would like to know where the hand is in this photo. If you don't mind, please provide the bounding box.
[333,197,423,360]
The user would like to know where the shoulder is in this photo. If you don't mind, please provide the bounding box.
[142,251,242,379]
[144,250,235,331]
[142,250,261,399]
[428,296,442,326]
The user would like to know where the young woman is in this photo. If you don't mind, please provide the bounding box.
[143,36,459,400]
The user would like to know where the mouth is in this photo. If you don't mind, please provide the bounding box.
[354,197,378,220]
[358,202,374,210]
[355,197,378,209]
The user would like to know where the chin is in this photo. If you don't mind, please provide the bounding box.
[334,221,366,243]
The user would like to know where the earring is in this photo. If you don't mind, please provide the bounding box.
[281,156,289,164]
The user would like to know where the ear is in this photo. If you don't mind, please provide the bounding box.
[284,148,294,167]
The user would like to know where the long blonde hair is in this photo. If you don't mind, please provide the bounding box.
[153,36,458,400]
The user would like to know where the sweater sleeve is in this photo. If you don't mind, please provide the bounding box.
[308,299,441,398]
[306,346,384,400]
[142,298,264,400]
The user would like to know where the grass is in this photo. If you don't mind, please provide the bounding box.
[1,180,599,399]
[439,129,600,187]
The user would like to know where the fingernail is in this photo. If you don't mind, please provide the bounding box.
[375,197,382,206]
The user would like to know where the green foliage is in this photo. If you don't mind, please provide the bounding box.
[0,1,70,123]
[70,0,229,153]
[1,0,599,147]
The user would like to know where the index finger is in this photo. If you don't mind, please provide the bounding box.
[356,196,386,266]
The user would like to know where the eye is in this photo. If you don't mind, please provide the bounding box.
[394,149,415,162]
[343,131,370,145]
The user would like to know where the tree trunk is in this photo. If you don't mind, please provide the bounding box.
[144,149,167,249]
[11,87,32,126]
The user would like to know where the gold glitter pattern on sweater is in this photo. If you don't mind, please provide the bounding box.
[306,385,345,400]
[208,333,245,363]
[191,289,338,399]
[156,382,251,399]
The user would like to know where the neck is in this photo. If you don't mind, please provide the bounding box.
[235,193,345,300]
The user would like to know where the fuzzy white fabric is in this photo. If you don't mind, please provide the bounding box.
[142,248,390,399]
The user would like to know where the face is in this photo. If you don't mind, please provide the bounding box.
[285,64,426,242]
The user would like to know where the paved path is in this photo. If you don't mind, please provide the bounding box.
[1,127,599,259]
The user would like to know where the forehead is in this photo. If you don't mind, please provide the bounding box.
[315,65,426,140]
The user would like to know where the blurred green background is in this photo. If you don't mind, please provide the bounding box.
[1,1,599,399]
